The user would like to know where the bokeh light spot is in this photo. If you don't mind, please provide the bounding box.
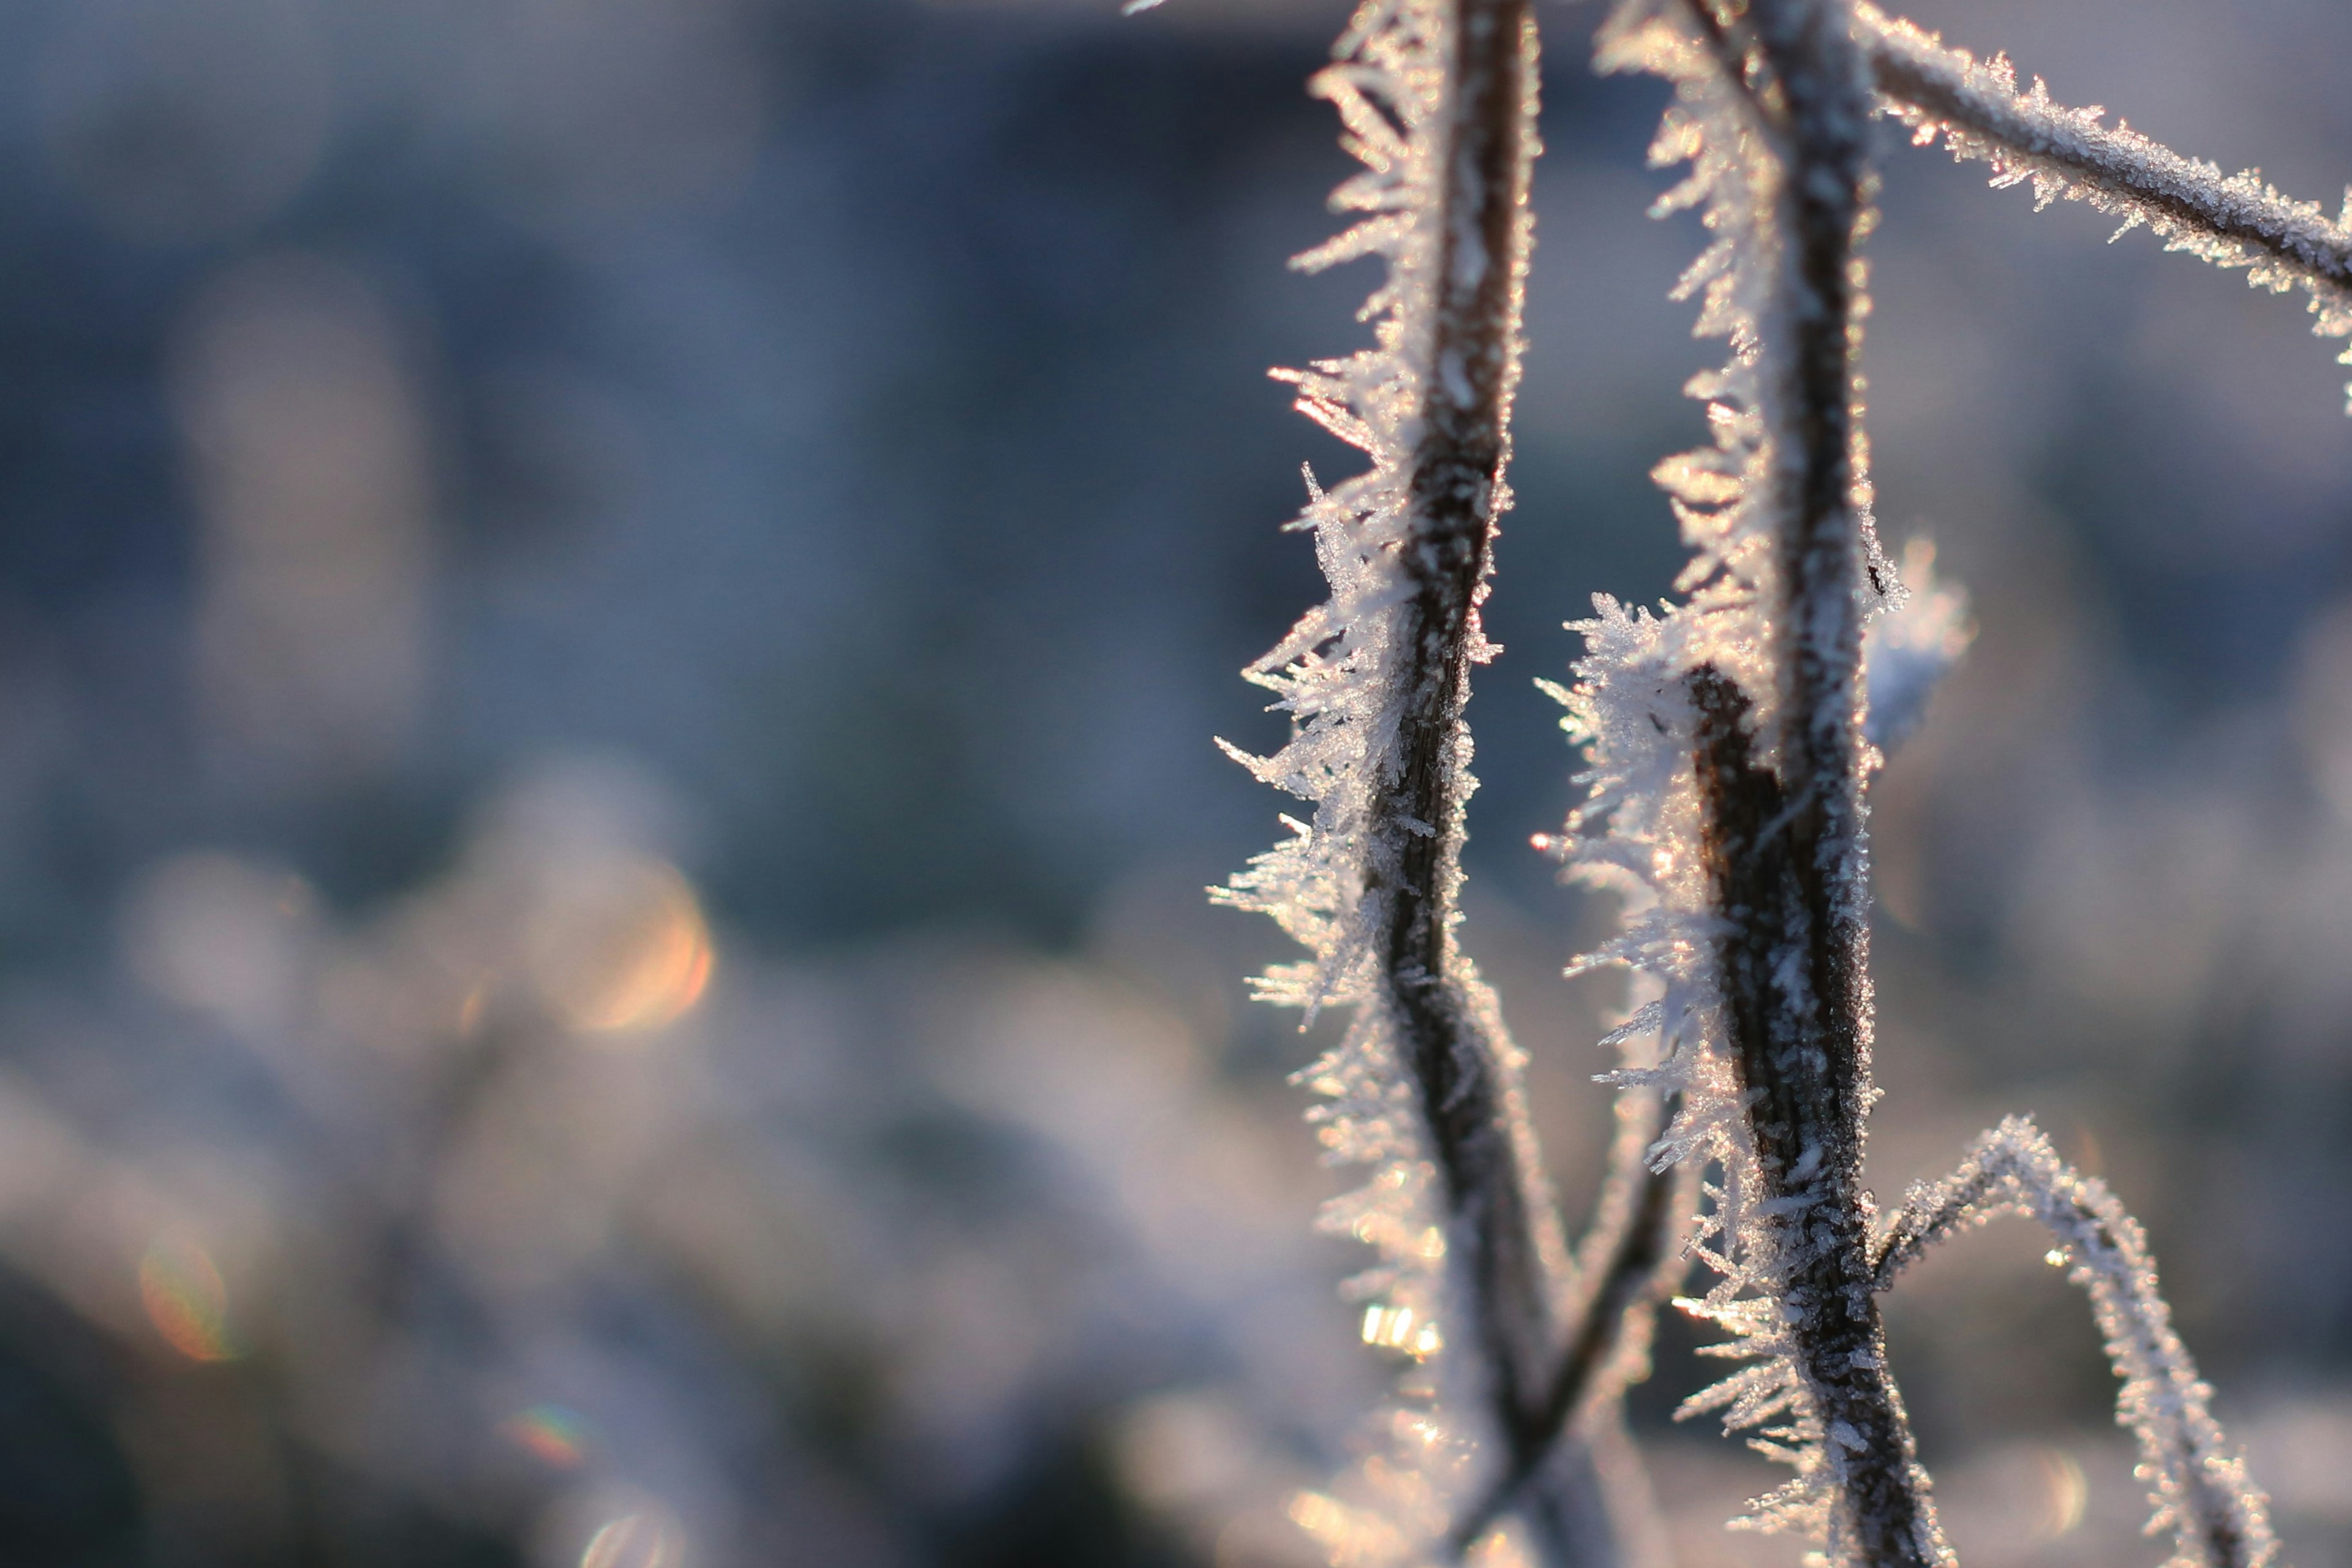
[502,1404,592,1469]
[2030,1446,2089,1539]
[138,1235,244,1363]
[123,852,315,1033]
[529,856,714,1036]
[579,1503,685,1568]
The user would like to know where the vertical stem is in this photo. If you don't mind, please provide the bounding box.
[1378,4,1672,1557]
[1379,0,1555,1441]
[1693,672,1932,1566]
[1688,0,1940,1561]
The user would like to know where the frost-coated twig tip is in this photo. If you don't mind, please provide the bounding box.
[1858,2,2352,406]
[1874,1118,2280,1568]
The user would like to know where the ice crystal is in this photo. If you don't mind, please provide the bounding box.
[1861,539,1970,756]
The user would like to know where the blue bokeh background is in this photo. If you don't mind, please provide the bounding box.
[0,1,2346,1562]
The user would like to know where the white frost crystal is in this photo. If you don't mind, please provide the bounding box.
[1218,4,1530,1562]
[1875,1118,2280,1567]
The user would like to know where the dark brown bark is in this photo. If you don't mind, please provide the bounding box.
[1678,0,1942,1560]
[1691,669,1932,1567]
[1374,0,1555,1444]
[1446,1122,1686,1555]
[1374,6,1683,1559]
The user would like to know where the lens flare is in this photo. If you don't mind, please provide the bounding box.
[501,1403,591,1468]
[529,856,715,1036]
[2031,1447,2089,1540]
[138,1235,244,1362]
[579,1503,685,1568]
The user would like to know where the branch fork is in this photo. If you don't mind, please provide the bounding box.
[1224,0,2320,1561]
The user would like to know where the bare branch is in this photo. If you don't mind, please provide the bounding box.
[1872,1119,2280,1568]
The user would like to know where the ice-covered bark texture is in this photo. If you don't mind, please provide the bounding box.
[1872,1119,2278,1568]
[1560,0,1954,1561]
[1220,0,2312,1559]
[1220,2,1673,1563]
[1558,1,2302,1562]
[1854,4,2352,410]
[1445,1091,1692,1558]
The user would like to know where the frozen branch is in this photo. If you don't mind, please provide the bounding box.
[1372,0,1561,1446]
[1858,4,2352,402]
[1691,666,1937,1567]
[1226,1,1676,1559]
[1446,1098,1692,1556]
[1678,0,1940,1561]
[1229,0,2302,1561]
[1872,1118,2279,1568]
[1566,0,1950,1556]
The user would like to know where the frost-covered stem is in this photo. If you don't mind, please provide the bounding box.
[1683,2,1939,1561]
[1447,1101,1689,1555]
[1371,0,1566,1455]
[1872,1120,2278,1568]
[1858,5,2352,296]
[1233,0,1678,1553]
[1374,3,1674,1553]
[1692,671,1932,1567]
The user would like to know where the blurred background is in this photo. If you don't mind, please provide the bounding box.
[0,0,2346,1562]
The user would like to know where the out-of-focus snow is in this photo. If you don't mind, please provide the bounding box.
[1864,539,1973,755]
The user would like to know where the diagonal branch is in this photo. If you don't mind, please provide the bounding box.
[1872,1118,2279,1568]
[1446,1097,1691,1556]
[1858,4,2352,315]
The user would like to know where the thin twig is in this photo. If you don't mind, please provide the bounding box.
[1446,1099,1689,1555]
[1860,4,2352,297]
[1374,0,1565,1446]
[1870,1120,2277,1568]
